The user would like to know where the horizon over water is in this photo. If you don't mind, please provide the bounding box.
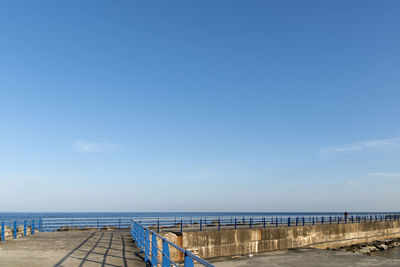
[0,211,396,221]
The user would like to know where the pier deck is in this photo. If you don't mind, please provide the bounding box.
[0,230,145,267]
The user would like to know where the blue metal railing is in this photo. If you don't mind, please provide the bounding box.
[131,221,215,267]
[0,219,41,242]
[2,213,399,243]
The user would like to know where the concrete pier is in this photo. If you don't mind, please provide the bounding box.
[0,230,145,267]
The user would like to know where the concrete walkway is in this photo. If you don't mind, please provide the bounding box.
[0,230,145,267]
[209,248,400,267]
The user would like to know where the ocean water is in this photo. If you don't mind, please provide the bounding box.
[0,211,393,221]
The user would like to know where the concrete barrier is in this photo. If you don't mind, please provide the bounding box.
[161,221,400,261]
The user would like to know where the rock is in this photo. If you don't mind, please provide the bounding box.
[366,246,378,252]
[358,247,371,254]
[57,226,71,231]
[376,244,388,250]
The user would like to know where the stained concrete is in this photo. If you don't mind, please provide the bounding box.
[207,248,400,267]
[0,230,145,267]
[174,221,400,260]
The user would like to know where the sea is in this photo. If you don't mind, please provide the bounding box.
[0,211,393,221]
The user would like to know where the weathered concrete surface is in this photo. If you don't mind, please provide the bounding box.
[163,221,400,261]
[0,230,145,267]
[206,248,400,266]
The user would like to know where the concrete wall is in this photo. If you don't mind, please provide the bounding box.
[161,221,400,261]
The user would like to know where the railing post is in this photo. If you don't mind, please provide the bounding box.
[119,218,121,229]
[162,239,171,267]
[321,217,324,225]
[302,217,305,226]
[337,216,340,224]
[275,217,278,227]
[329,216,332,224]
[151,233,158,266]
[218,218,220,231]
[39,219,43,232]
[181,219,183,233]
[234,218,237,229]
[97,218,99,229]
[1,222,5,242]
[184,252,194,267]
[24,220,27,236]
[263,217,266,228]
[13,221,17,239]
[312,217,314,226]
[200,219,202,231]
[145,229,150,263]
[157,218,160,233]
[287,217,290,227]
[32,220,35,234]
[249,218,252,229]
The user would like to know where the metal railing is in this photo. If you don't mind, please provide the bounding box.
[1,213,399,243]
[132,213,400,233]
[0,219,41,242]
[131,221,215,267]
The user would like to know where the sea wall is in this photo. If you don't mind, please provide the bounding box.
[160,221,400,260]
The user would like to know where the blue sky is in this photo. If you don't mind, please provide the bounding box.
[1,1,400,212]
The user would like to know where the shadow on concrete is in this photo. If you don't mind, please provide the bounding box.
[54,231,144,267]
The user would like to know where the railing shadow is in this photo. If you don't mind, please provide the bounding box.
[54,230,144,267]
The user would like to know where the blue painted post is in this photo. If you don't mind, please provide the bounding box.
[151,234,158,266]
[24,220,27,236]
[218,218,220,231]
[312,217,314,226]
[181,219,183,233]
[13,221,17,239]
[119,218,121,229]
[184,253,195,267]
[351,216,354,223]
[145,229,150,263]
[287,217,290,227]
[39,219,43,232]
[235,218,237,229]
[380,216,383,222]
[162,239,171,267]
[276,217,278,227]
[157,218,160,233]
[375,216,377,222]
[200,219,202,231]
[32,220,35,234]
[249,218,252,229]
[302,217,305,226]
[370,216,372,223]
[242,216,245,224]
[321,217,324,225]
[329,216,332,224]
[263,217,266,228]
[97,218,99,229]
[1,222,4,242]
[338,216,340,224]
[345,216,347,224]
[175,217,176,225]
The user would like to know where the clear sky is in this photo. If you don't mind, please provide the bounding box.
[1,0,400,212]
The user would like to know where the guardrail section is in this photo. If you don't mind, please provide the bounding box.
[131,221,215,267]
